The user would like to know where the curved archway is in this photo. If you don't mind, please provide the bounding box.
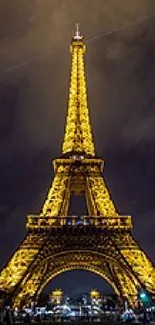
[43,269,114,297]
[39,263,119,297]
[14,248,139,307]
[34,248,137,303]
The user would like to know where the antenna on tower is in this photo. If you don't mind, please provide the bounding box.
[73,22,83,40]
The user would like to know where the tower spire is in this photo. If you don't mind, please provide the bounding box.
[73,22,82,40]
[62,25,95,157]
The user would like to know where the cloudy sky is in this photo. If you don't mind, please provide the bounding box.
[0,0,155,295]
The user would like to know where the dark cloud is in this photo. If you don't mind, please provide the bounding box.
[0,84,17,144]
[0,0,155,294]
[0,1,34,40]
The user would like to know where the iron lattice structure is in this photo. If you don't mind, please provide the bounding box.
[0,26,155,307]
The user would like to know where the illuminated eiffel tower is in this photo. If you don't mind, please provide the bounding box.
[0,25,155,307]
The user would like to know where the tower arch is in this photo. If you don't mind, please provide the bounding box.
[37,252,119,297]
[14,248,141,307]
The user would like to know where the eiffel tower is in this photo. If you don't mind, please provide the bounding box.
[0,25,155,307]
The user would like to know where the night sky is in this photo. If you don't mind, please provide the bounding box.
[0,0,155,296]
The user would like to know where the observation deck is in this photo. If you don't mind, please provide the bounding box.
[26,215,132,231]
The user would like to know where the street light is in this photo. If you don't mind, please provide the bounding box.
[138,289,152,323]
[138,289,151,305]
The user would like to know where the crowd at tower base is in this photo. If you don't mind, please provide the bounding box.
[0,289,155,324]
